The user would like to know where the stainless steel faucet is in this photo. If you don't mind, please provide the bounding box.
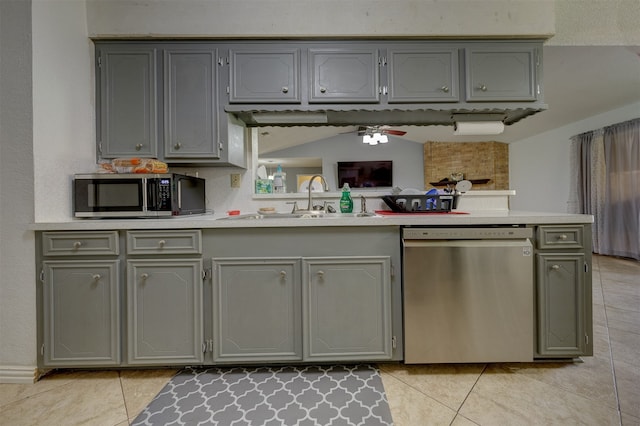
[306,174,329,211]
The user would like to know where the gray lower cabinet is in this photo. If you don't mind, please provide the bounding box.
[127,259,204,365]
[309,48,380,103]
[387,48,459,103]
[163,47,220,159]
[465,44,538,101]
[228,49,301,103]
[97,45,158,158]
[534,224,593,358]
[41,260,120,366]
[212,258,302,362]
[303,257,392,361]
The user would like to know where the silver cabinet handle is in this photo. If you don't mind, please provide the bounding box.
[174,143,182,150]
[281,86,289,93]
[559,234,568,241]
[317,270,324,278]
[551,264,560,271]
[280,270,287,279]
[478,84,487,91]
[135,143,143,151]
[158,240,166,247]
[319,87,327,93]
[73,241,82,249]
[441,85,449,93]
[92,274,101,281]
[141,273,149,280]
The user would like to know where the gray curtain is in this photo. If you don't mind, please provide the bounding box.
[572,118,640,260]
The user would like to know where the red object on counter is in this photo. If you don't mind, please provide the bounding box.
[374,210,469,215]
[227,210,240,216]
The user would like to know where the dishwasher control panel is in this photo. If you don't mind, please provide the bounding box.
[403,227,533,240]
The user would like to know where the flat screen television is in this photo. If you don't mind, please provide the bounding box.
[337,161,393,188]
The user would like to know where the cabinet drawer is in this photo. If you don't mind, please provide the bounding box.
[42,231,119,256]
[126,230,202,255]
[536,226,584,249]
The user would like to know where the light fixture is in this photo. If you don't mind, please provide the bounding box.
[362,131,387,145]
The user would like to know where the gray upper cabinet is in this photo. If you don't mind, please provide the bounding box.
[309,48,380,103]
[212,258,302,363]
[465,44,538,101]
[387,48,459,103]
[303,256,392,361]
[95,42,246,167]
[97,45,158,158]
[164,47,220,159]
[42,260,120,367]
[229,49,301,103]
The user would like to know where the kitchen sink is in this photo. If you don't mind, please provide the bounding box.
[219,212,379,220]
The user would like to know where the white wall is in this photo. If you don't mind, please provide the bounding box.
[32,0,94,222]
[86,0,555,39]
[510,101,640,212]
[0,0,36,380]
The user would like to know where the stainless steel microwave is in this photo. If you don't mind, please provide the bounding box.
[73,173,206,218]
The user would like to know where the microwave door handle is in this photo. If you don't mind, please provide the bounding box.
[177,179,182,209]
[142,178,149,210]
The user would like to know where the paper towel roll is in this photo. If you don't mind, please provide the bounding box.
[453,121,504,135]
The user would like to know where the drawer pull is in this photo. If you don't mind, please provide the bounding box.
[92,274,101,281]
[73,241,82,249]
[158,240,166,247]
[319,87,327,93]
[141,273,149,280]
[280,270,287,279]
[559,234,568,241]
[317,270,324,278]
[551,264,560,271]
[441,85,449,93]
[281,86,289,93]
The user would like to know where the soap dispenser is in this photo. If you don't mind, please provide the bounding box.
[273,164,286,193]
[339,183,353,213]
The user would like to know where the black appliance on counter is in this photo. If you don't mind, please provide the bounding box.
[73,173,206,218]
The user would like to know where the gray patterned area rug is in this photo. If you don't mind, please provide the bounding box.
[131,364,394,426]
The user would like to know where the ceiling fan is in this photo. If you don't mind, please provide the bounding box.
[357,125,407,137]
[356,125,406,145]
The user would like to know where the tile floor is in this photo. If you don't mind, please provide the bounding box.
[0,254,637,426]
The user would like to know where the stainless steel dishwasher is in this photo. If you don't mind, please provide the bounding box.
[402,226,534,363]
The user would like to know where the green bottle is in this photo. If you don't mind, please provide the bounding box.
[339,183,353,213]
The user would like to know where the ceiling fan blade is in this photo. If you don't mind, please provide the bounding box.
[384,129,407,136]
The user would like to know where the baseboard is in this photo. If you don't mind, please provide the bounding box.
[0,365,38,384]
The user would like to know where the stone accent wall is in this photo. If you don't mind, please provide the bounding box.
[423,141,509,189]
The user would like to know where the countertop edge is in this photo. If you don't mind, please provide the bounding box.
[29,211,594,230]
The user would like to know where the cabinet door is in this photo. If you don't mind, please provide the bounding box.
[309,48,380,103]
[164,48,220,159]
[303,257,392,361]
[388,49,459,103]
[229,49,301,103]
[42,261,120,366]
[212,258,302,362]
[536,253,588,357]
[465,45,537,101]
[97,45,157,158]
[127,259,203,365]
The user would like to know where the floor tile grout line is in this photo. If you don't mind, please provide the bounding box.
[117,370,133,424]
[449,363,487,426]
[596,255,625,425]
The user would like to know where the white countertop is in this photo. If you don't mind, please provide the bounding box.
[30,210,594,231]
